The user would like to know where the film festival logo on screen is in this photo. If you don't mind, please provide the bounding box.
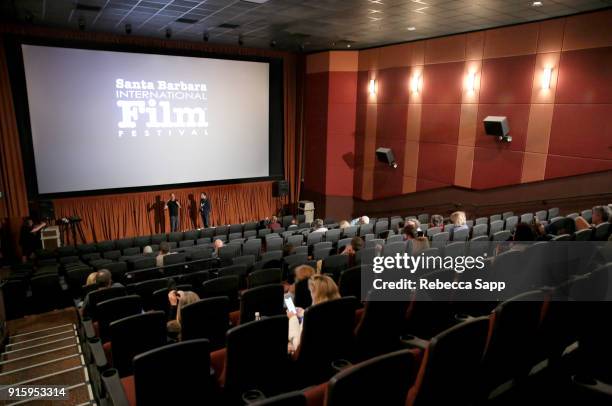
[114,79,209,138]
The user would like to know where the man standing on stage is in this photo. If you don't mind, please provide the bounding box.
[199,192,212,228]
[165,193,181,232]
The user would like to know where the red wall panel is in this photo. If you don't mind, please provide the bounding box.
[378,67,410,104]
[472,148,524,189]
[480,55,536,104]
[556,47,612,104]
[549,104,612,160]
[422,62,465,104]
[546,155,612,179]
[417,142,457,186]
[420,104,461,145]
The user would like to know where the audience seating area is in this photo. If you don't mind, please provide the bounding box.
[1,203,611,405]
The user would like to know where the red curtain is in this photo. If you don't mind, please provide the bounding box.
[0,23,303,247]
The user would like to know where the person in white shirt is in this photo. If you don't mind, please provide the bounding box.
[311,219,328,233]
[287,274,340,354]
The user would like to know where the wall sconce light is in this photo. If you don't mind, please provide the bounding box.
[369,79,377,95]
[411,73,421,94]
[466,72,476,93]
[541,67,553,89]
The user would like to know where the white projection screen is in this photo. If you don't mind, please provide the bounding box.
[20,44,272,194]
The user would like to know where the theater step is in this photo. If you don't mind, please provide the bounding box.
[3,334,79,361]
[8,323,74,345]
[5,326,76,351]
[0,343,81,374]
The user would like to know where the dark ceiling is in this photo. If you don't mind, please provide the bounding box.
[2,0,611,52]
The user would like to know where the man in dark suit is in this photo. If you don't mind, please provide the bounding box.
[199,192,212,228]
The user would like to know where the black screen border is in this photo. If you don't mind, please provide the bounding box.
[5,35,285,200]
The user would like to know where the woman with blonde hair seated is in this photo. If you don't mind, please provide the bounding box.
[338,220,350,229]
[287,274,340,353]
[167,290,200,339]
[412,236,430,255]
[450,211,469,238]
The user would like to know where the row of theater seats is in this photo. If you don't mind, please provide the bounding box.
[86,261,612,406]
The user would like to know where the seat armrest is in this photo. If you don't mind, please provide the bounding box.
[572,375,612,400]
[400,334,429,351]
[82,318,97,340]
[331,359,352,373]
[88,338,109,370]
[101,369,130,406]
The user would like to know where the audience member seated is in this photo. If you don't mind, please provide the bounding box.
[403,222,419,241]
[450,211,469,236]
[143,245,154,255]
[412,236,430,254]
[81,269,125,317]
[546,217,576,236]
[86,272,98,287]
[496,223,534,255]
[212,239,224,258]
[283,243,296,257]
[311,219,328,233]
[167,290,200,340]
[350,215,370,226]
[575,205,610,230]
[338,220,350,229]
[341,236,364,265]
[287,274,340,354]
[429,214,444,229]
[268,215,282,231]
[287,264,315,299]
[531,219,551,241]
[156,242,173,267]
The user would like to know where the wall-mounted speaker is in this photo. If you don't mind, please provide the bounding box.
[272,180,289,197]
[376,147,398,168]
[483,116,511,142]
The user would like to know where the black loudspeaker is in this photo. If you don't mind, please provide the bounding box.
[483,116,511,142]
[376,147,398,168]
[272,180,289,197]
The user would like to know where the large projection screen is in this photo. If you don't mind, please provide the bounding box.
[20,44,272,195]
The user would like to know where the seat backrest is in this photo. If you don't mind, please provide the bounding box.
[295,297,358,383]
[489,214,502,223]
[244,239,262,257]
[342,226,358,238]
[338,266,362,299]
[475,217,488,225]
[471,223,488,238]
[109,311,167,377]
[266,238,284,252]
[163,252,187,266]
[224,315,289,401]
[181,296,229,349]
[287,234,304,247]
[215,225,229,236]
[306,232,324,246]
[115,238,134,251]
[354,298,410,361]
[548,207,559,219]
[520,213,534,224]
[594,222,610,241]
[314,247,333,260]
[426,227,441,238]
[134,339,213,405]
[97,295,142,342]
[322,255,350,279]
[504,216,519,231]
[492,230,511,241]
[84,286,127,319]
[374,220,389,235]
[327,349,418,406]
[382,241,407,257]
[358,223,374,236]
[407,316,490,406]
[535,210,547,221]
[488,220,504,235]
[443,242,465,257]
[480,291,546,393]
[131,256,155,270]
[239,284,285,324]
[201,276,239,308]
[229,224,243,234]
[247,268,283,289]
[325,229,342,243]
[452,228,469,241]
[294,278,313,309]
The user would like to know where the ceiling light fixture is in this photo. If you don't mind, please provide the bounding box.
[532,1,543,6]
[407,26,416,31]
